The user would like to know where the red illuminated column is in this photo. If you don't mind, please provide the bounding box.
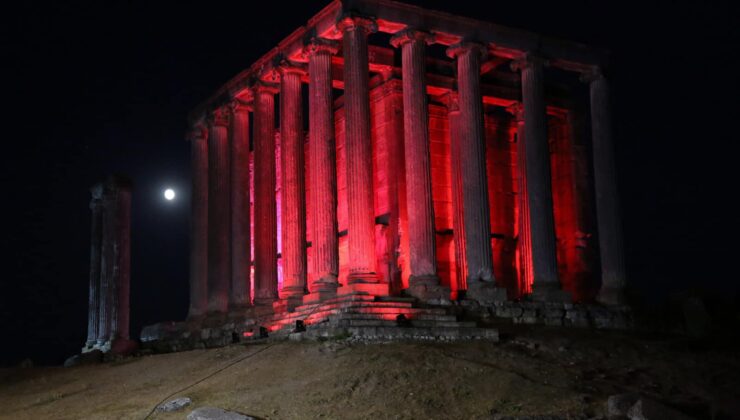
[391,29,448,302]
[253,82,279,306]
[207,107,232,313]
[85,184,103,349]
[338,16,379,284]
[511,54,569,302]
[188,122,208,318]
[446,92,467,294]
[446,43,505,303]
[507,104,534,296]
[304,38,340,302]
[279,63,307,309]
[583,67,626,305]
[230,99,252,309]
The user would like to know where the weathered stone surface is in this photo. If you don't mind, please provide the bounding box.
[187,407,255,420]
[158,397,192,412]
[607,393,640,417]
[64,350,103,367]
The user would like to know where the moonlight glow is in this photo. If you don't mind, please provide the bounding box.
[164,188,176,201]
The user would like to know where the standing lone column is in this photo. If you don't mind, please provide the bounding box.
[279,62,307,310]
[391,29,447,302]
[507,104,534,296]
[207,107,232,313]
[338,15,379,284]
[446,43,504,303]
[188,122,209,318]
[85,183,104,350]
[253,82,279,306]
[512,54,569,302]
[230,99,252,309]
[583,67,626,305]
[304,38,340,302]
[93,175,134,354]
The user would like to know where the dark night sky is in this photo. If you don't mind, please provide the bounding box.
[1,1,738,365]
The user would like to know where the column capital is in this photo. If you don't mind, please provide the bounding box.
[510,53,549,72]
[252,81,280,96]
[390,29,434,48]
[187,122,209,143]
[336,14,378,34]
[441,91,459,112]
[229,98,252,115]
[446,42,486,60]
[276,58,307,77]
[579,65,606,84]
[303,37,339,57]
[208,106,230,128]
[505,102,524,121]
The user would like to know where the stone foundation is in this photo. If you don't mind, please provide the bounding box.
[140,294,631,354]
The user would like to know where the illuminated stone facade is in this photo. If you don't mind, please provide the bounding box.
[176,0,627,339]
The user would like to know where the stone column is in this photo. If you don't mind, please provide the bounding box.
[446,93,467,294]
[253,82,279,306]
[583,67,626,305]
[304,38,340,303]
[110,177,132,345]
[338,15,379,284]
[507,104,534,296]
[85,183,104,349]
[188,122,209,318]
[511,54,569,302]
[230,99,252,309]
[207,107,231,313]
[446,43,504,304]
[278,62,307,310]
[97,184,116,346]
[391,29,448,302]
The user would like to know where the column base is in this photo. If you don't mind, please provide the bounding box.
[406,275,452,305]
[530,284,572,303]
[347,271,380,284]
[273,295,304,313]
[596,286,625,306]
[109,338,138,355]
[337,282,389,297]
[466,281,508,306]
[303,281,338,304]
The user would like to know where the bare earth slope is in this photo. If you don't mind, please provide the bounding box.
[1,327,738,419]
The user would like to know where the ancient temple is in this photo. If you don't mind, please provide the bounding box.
[167,0,629,342]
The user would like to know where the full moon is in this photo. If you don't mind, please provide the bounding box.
[164,188,176,201]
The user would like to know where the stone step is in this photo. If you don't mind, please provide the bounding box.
[336,312,458,322]
[333,318,476,328]
[299,325,499,341]
[292,300,415,314]
[337,306,449,316]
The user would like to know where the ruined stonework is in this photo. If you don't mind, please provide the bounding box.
[143,0,631,349]
[83,175,135,354]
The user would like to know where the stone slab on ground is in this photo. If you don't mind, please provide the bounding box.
[187,406,256,420]
[157,396,192,412]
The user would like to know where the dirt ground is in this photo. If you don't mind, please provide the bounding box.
[1,326,739,420]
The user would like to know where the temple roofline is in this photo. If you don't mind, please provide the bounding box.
[188,0,607,123]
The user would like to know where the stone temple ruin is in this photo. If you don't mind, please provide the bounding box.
[88,0,632,353]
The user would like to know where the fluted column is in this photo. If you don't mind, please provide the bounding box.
[512,54,568,301]
[253,82,279,306]
[97,185,116,345]
[230,99,252,309]
[447,43,504,303]
[391,29,447,301]
[207,107,231,313]
[304,38,340,301]
[338,16,379,283]
[279,63,307,308]
[583,67,626,305]
[188,123,209,318]
[85,184,104,349]
[446,93,467,293]
[111,178,131,343]
[507,104,534,296]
